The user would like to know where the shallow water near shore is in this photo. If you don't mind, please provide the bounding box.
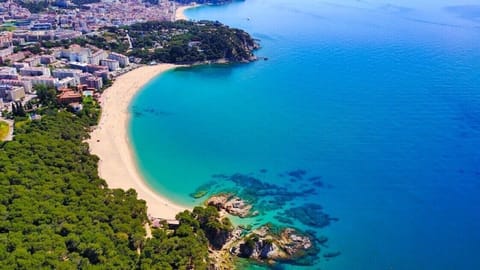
[130,0,480,269]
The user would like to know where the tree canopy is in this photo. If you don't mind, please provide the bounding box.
[124,20,257,64]
[0,111,229,268]
[0,112,146,268]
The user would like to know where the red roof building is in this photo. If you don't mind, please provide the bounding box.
[57,90,82,105]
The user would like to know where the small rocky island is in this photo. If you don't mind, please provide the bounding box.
[202,193,320,268]
[206,194,256,218]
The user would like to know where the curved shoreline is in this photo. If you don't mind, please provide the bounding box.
[88,64,188,219]
[175,4,199,21]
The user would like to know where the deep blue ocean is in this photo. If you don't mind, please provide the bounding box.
[130,0,480,269]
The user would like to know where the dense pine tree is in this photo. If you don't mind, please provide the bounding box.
[0,111,223,269]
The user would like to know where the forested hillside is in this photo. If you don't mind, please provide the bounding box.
[124,20,258,64]
[0,112,218,269]
[0,113,145,268]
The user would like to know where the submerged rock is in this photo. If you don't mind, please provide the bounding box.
[191,190,209,199]
[274,215,295,225]
[323,251,341,259]
[283,204,336,228]
[190,181,217,199]
[287,169,307,180]
[133,111,143,117]
[301,188,317,195]
[312,180,324,187]
[316,235,329,246]
[308,176,322,181]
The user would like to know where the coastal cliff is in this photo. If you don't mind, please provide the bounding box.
[231,225,314,263]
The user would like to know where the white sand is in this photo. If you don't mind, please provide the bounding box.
[175,4,198,21]
[88,64,188,219]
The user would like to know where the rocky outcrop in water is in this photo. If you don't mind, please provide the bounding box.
[229,225,315,264]
[206,194,254,218]
[198,169,341,267]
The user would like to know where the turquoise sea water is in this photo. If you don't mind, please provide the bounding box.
[130,0,480,269]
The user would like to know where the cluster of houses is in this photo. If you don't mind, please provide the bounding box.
[56,84,95,112]
[0,31,131,112]
[0,0,176,33]
[0,0,178,114]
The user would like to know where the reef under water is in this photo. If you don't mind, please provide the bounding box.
[190,169,341,266]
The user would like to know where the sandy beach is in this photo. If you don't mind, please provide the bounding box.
[88,64,187,219]
[175,4,197,21]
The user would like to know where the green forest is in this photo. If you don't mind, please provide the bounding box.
[124,20,257,63]
[0,109,230,269]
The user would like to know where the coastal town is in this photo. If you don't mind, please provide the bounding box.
[0,0,182,124]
